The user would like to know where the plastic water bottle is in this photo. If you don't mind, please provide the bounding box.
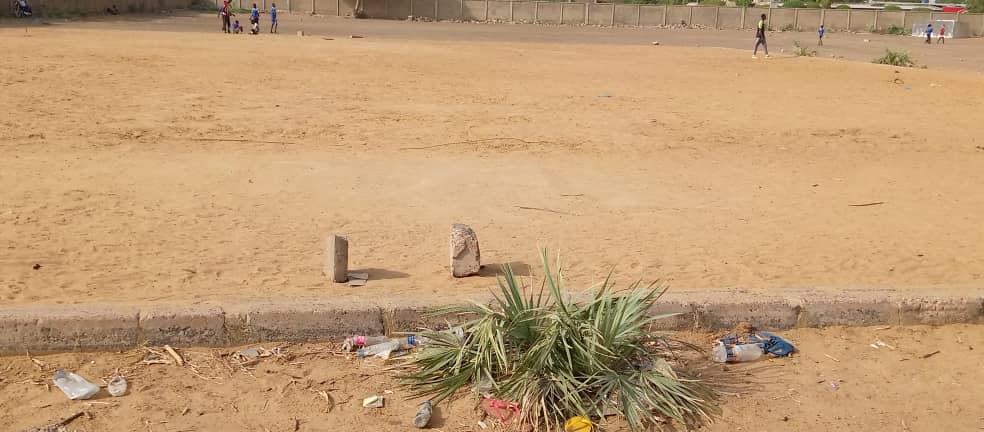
[52,370,100,400]
[357,340,400,358]
[711,342,763,363]
[344,335,390,351]
[413,400,433,428]
[107,375,127,397]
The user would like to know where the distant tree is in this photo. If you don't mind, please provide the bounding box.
[884,4,902,10]
[968,0,984,12]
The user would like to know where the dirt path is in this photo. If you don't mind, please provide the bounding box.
[2,325,982,431]
[2,20,984,305]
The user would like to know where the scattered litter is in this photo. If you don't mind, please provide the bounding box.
[480,398,520,421]
[849,201,885,207]
[323,37,334,40]
[863,39,870,42]
[712,331,796,363]
[651,41,660,46]
[823,354,840,362]
[829,380,840,391]
[23,411,84,432]
[357,340,400,358]
[32,263,41,270]
[413,400,433,428]
[239,347,261,358]
[875,340,896,350]
[52,370,100,400]
[296,30,305,36]
[565,415,593,432]
[348,272,369,286]
[875,326,892,331]
[362,395,384,408]
[893,78,904,84]
[477,420,489,430]
[342,335,389,352]
[920,350,941,359]
[597,92,613,98]
[163,345,185,366]
[870,343,880,349]
[350,35,364,38]
[929,83,941,87]
[107,375,127,397]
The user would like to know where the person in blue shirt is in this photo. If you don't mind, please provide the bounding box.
[269,3,278,34]
[250,3,260,28]
[818,25,825,47]
[925,23,932,44]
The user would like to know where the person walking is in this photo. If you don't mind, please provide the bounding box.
[269,3,279,33]
[925,23,933,44]
[938,25,945,45]
[818,24,825,47]
[753,13,769,59]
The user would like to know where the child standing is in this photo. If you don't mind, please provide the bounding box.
[938,25,945,44]
[220,0,232,33]
[250,3,260,29]
[753,13,769,59]
[818,24,825,47]
[925,23,933,44]
[269,3,278,34]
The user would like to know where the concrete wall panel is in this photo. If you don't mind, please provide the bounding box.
[745,8,769,30]
[824,9,849,30]
[638,5,664,26]
[387,0,411,18]
[536,1,561,24]
[613,4,639,26]
[587,3,613,25]
[795,8,821,31]
[691,6,716,28]
[364,0,385,18]
[413,0,436,18]
[666,5,688,26]
[561,2,585,25]
[313,0,339,15]
[461,0,488,21]
[511,0,532,22]
[878,10,905,30]
[292,0,313,13]
[849,9,875,32]
[769,8,795,30]
[436,0,461,20]
[717,6,741,29]
[905,12,931,30]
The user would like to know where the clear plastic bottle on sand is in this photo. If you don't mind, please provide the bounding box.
[343,335,390,351]
[52,370,100,400]
[357,340,401,358]
[107,375,128,397]
[413,400,433,428]
[712,342,763,363]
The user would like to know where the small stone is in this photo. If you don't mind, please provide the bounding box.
[450,223,480,277]
[324,235,349,283]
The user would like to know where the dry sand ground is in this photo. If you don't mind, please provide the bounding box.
[2,14,984,306]
[2,325,982,432]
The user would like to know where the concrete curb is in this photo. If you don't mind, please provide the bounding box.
[1,295,981,354]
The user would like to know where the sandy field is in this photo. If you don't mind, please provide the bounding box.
[2,14,984,306]
[2,325,982,431]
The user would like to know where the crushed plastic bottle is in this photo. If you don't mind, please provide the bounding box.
[52,370,100,400]
[711,342,763,363]
[413,400,433,428]
[107,375,127,397]
[357,340,401,358]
